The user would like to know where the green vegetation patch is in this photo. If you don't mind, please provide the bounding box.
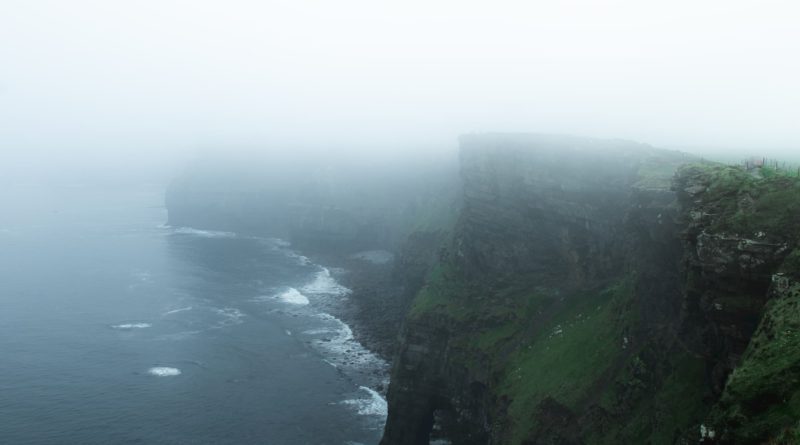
[680,163,800,238]
[497,276,636,444]
[765,420,800,445]
[408,262,463,318]
[592,351,711,445]
[408,257,550,325]
[781,249,800,281]
[709,280,800,443]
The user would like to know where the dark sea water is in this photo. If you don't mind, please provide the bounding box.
[0,184,388,445]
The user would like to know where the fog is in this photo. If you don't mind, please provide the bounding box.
[1,0,798,182]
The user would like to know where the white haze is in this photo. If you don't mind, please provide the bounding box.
[1,0,798,181]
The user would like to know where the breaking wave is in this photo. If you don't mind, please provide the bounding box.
[342,386,388,417]
[308,313,388,373]
[302,267,351,296]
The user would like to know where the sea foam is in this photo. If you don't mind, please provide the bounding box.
[288,252,312,266]
[112,323,152,330]
[301,267,351,297]
[212,307,246,328]
[147,367,181,377]
[310,313,388,372]
[277,288,310,305]
[163,306,192,316]
[342,386,388,417]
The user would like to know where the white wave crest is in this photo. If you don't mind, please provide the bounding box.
[277,288,309,305]
[112,323,152,329]
[342,386,388,416]
[163,306,193,316]
[172,227,236,238]
[309,313,388,373]
[147,367,181,377]
[301,268,351,296]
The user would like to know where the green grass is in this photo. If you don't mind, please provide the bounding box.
[408,258,550,325]
[782,249,800,281]
[709,279,800,443]
[679,163,800,238]
[759,159,800,179]
[408,260,489,321]
[766,421,800,444]
[474,317,523,351]
[408,264,445,313]
[497,277,636,444]
[599,352,711,445]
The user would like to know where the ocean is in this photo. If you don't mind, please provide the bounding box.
[0,183,387,445]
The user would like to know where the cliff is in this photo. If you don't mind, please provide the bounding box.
[163,135,800,444]
[381,135,800,444]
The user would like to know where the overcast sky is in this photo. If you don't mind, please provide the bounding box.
[1,0,798,178]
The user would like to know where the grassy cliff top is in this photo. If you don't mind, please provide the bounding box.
[677,163,800,240]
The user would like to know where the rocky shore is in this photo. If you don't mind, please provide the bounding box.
[309,231,447,366]
[311,250,406,363]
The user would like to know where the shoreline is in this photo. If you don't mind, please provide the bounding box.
[306,250,408,370]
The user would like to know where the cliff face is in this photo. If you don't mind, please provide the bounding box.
[454,135,642,287]
[381,136,800,444]
[676,166,800,444]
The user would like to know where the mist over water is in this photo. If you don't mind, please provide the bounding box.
[1,1,798,444]
[0,185,387,444]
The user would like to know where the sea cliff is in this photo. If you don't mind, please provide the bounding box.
[382,135,800,445]
[165,135,800,444]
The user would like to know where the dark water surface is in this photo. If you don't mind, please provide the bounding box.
[0,184,387,445]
